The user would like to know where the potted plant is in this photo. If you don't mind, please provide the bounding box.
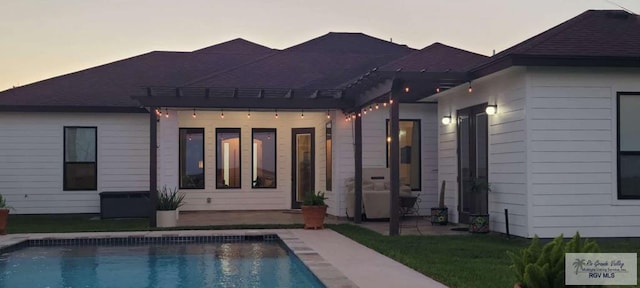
[0,194,12,234]
[301,191,328,230]
[156,186,185,228]
[430,180,448,225]
[469,179,491,233]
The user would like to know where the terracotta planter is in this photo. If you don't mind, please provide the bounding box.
[156,210,177,228]
[430,207,448,225]
[0,208,9,235]
[302,205,327,230]
[469,214,490,233]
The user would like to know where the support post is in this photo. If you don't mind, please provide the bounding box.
[354,114,363,223]
[149,107,158,227]
[389,79,402,236]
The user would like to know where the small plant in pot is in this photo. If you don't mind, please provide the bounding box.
[0,194,12,234]
[301,191,328,230]
[156,186,185,228]
[469,179,491,233]
[430,180,448,225]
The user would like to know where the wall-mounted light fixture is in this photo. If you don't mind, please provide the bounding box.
[441,115,452,125]
[485,104,497,115]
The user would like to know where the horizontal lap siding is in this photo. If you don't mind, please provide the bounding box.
[528,67,640,237]
[360,104,438,216]
[0,112,149,214]
[332,112,354,216]
[166,111,328,212]
[438,67,529,237]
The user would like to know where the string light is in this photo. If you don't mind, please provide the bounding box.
[436,87,441,93]
[357,112,362,117]
[275,109,278,119]
[247,109,251,118]
[301,109,304,119]
[404,87,410,93]
[192,108,197,118]
[326,110,330,119]
[220,108,224,119]
[375,103,379,109]
[383,102,387,107]
[468,82,473,93]
[390,98,394,104]
[363,109,367,115]
[165,108,169,118]
[351,114,356,119]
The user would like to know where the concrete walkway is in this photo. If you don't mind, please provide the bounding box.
[292,229,448,288]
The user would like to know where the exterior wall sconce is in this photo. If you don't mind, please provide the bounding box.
[441,115,452,125]
[485,104,497,115]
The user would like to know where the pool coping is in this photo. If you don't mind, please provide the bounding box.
[0,229,358,288]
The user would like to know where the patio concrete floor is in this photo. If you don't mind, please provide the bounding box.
[178,210,468,236]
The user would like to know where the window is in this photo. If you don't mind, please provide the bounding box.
[64,127,97,190]
[325,122,332,191]
[386,120,421,191]
[617,93,640,199]
[216,128,241,189]
[252,129,276,188]
[179,128,204,189]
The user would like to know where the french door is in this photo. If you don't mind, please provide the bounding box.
[458,104,489,223]
[291,128,315,208]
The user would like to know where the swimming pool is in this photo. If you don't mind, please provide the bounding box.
[0,236,325,287]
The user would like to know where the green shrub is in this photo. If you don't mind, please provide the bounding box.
[507,232,600,288]
[156,186,185,211]
[303,191,327,206]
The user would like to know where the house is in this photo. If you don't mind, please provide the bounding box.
[431,10,640,237]
[1,10,638,238]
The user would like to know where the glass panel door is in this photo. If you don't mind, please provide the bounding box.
[292,128,315,208]
[457,104,489,223]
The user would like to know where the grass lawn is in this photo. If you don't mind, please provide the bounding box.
[329,224,640,288]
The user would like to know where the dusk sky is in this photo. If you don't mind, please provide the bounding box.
[2,0,639,90]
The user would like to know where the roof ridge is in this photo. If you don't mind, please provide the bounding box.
[495,10,596,58]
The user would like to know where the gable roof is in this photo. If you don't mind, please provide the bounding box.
[0,39,274,111]
[193,38,274,54]
[186,32,415,90]
[380,42,488,72]
[471,10,640,78]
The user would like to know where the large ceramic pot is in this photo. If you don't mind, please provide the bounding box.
[469,214,490,233]
[430,207,448,225]
[0,208,9,235]
[301,205,327,230]
[157,210,177,228]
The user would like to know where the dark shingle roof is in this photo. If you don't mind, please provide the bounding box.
[0,39,274,109]
[187,32,415,90]
[380,42,488,72]
[471,10,640,76]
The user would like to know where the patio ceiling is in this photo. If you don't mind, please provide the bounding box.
[133,70,469,113]
[132,86,350,110]
[343,70,469,112]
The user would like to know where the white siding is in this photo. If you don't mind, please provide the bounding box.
[0,112,149,214]
[161,110,329,211]
[527,67,640,238]
[331,111,355,216]
[437,67,529,237]
[358,103,439,215]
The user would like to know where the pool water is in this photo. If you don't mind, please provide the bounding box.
[0,241,324,287]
